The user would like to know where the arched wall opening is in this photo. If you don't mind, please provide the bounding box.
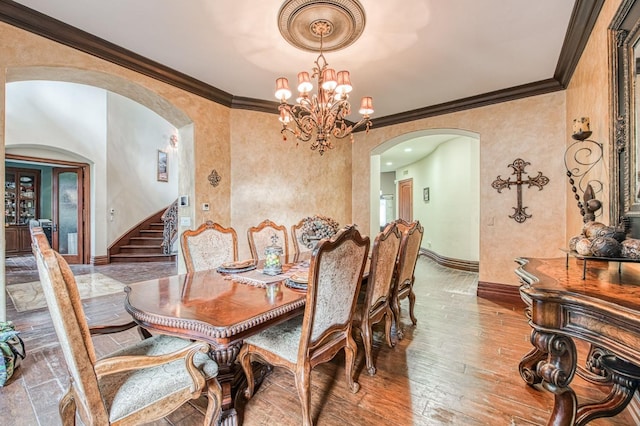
[2,66,195,319]
[370,128,480,269]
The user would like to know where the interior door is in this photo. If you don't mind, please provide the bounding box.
[52,167,84,264]
[398,178,413,222]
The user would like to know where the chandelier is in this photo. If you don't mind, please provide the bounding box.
[274,3,373,155]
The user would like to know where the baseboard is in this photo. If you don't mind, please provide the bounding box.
[420,248,479,272]
[91,255,109,265]
[477,280,525,307]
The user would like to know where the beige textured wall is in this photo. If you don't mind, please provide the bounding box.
[0,22,232,226]
[565,0,622,238]
[0,22,231,284]
[353,92,567,286]
[0,0,624,299]
[230,109,352,260]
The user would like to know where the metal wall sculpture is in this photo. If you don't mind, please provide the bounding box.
[564,118,604,222]
[492,158,549,223]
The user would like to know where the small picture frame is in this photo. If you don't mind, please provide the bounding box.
[423,187,430,202]
[157,150,168,182]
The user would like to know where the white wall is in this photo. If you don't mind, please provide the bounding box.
[5,80,108,255]
[5,81,178,257]
[395,136,479,262]
[106,92,178,243]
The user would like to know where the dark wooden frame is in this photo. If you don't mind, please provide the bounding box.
[5,154,91,264]
[610,0,640,236]
[247,219,289,263]
[157,149,168,182]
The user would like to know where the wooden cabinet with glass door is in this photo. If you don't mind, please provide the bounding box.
[5,168,40,255]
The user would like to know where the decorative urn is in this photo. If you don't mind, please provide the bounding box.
[263,234,283,276]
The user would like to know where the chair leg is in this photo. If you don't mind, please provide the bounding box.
[204,377,223,426]
[344,335,360,393]
[408,288,418,325]
[391,294,404,340]
[238,346,255,399]
[59,388,77,426]
[360,321,376,376]
[294,365,313,426]
[384,307,395,348]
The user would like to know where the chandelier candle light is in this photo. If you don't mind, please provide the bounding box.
[275,19,373,155]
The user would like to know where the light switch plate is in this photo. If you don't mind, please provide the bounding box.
[180,217,191,227]
[202,203,210,211]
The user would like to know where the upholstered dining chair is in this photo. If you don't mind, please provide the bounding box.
[291,218,311,262]
[181,220,238,273]
[391,220,424,339]
[352,222,402,375]
[247,219,289,263]
[291,215,339,262]
[30,227,222,425]
[238,225,370,426]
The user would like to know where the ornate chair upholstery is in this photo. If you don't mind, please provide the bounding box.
[238,225,369,426]
[29,227,222,425]
[247,219,289,263]
[291,215,339,262]
[391,220,424,339]
[181,220,238,273]
[352,222,402,375]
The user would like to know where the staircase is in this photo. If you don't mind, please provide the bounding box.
[108,204,178,263]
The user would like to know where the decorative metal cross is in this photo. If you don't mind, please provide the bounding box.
[491,158,549,223]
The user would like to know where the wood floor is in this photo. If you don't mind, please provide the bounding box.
[1,255,636,425]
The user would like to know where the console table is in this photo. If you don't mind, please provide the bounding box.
[516,257,640,425]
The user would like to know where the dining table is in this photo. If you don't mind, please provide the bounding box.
[124,253,372,426]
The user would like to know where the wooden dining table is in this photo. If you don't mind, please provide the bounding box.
[124,262,309,426]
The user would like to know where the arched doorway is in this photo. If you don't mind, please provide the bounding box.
[2,66,195,320]
[370,129,480,271]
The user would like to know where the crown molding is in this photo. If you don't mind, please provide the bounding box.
[554,0,605,87]
[0,0,233,107]
[365,78,563,130]
[0,0,601,125]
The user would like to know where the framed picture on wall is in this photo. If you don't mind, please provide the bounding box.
[157,150,168,182]
[423,187,430,202]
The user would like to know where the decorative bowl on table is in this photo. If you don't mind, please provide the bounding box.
[216,259,257,274]
[285,273,309,291]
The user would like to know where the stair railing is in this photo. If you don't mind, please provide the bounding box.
[161,199,179,255]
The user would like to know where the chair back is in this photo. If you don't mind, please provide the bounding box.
[30,227,109,424]
[300,225,369,351]
[394,218,413,234]
[181,221,238,273]
[366,223,402,312]
[395,220,424,290]
[291,216,339,262]
[247,219,289,263]
[291,219,310,262]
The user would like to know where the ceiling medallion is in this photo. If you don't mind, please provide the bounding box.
[275,0,372,155]
[277,0,366,53]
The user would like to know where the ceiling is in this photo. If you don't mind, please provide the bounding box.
[6,1,582,170]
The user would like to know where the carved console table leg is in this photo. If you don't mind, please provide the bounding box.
[577,344,613,385]
[533,332,578,426]
[519,330,547,385]
[575,355,640,425]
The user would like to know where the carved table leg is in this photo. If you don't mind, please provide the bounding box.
[209,342,242,426]
[575,355,640,425]
[576,344,612,385]
[519,330,547,385]
[533,331,578,426]
[208,342,276,426]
